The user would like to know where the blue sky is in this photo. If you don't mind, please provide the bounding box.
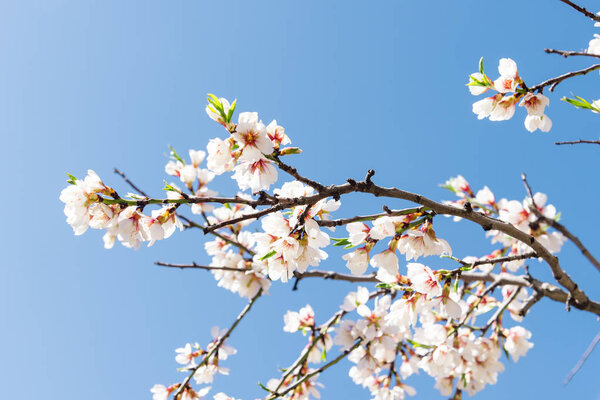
[2,0,600,399]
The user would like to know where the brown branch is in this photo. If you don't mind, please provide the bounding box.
[558,0,600,22]
[522,173,600,274]
[545,48,600,59]
[555,139,600,146]
[563,330,600,384]
[267,339,363,399]
[272,154,326,192]
[172,289,262,399]
[529,63,600,92]
[317,206,426,227]
[113,168,150,197]
[481,287,522,335]
[155,261,248,273]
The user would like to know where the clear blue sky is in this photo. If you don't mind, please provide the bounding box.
[2,0,599,399]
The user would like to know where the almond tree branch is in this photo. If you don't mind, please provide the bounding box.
[563,330,600,384]
[545,48,600,59]
[268,290,384,396]
[155,261,247,272]
[268,339,363,399]
[529,63,600,92]
[481,287,522,335]
[172,289,262,399]
[558,0,600,22]
[113,168,256,256]
[555,139,600,146]
[317,206,426,227]
[271,154,326,192]
[522,173,600,274]
[194,171,597,314]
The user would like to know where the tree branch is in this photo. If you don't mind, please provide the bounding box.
[563,330,600,385]
[171,289,262,399]
[558,0,600,22]
[522,173,600,274]
[267,339,363,399]
[555,139,600,146]
[545,48,600,59]
[529,63,600,92]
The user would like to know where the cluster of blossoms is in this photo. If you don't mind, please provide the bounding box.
[151,327,240,400]
[60,170,183,249]
[61,95,550,400]
[443,175,565,272]
[341,214,451,280]
[275,279,533,399]
[253,181,340,282]
[468,58,552,132]
[205,95,296,193]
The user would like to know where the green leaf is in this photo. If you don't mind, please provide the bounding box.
[259,249,277,261]
[376,283,393,289]
[332,237,352,247]
[479,57,484,74]
[163,181,179,193]
[168,145,185,164]
[561,95,600,113]
[321,347,327,362]
[227,98,237,122]
[406,339,434,349]
[66,172,78,185]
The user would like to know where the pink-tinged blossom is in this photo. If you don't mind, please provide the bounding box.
[346,222,370,245]
[284,304,315,332]
[116,206,149,249]
[175,342,201,367]
[472,94,501,120]
[444,175,473,197]
[266,120,291,148]
[504,326,533,361]
[524,114,552,132]
[151,384,178,400]
[493,58,519,93]
[489,95,517,121]
[406,263,442,299]
[232,112,273,161]
[475,186,495,207]
[370,249,399,275]
[341,286,370,312]
[370,216,397,240]
[397,224,452,261]
[519,93,549,116]
[60,170,112,235]
[232,155,278,193]
[207,137,235,175]
[343,247,369,275]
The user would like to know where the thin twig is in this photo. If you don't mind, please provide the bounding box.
[563,330,600,384]
[113,168,150,197]
[155,261,248,272]
[558,0,600,22]
[545,48,600,59]
[529,63,600,92]
[317,207,426,227]
[522,173,600,274]
[481,287,522,335]
[171,289,262,399]
[272,154,326,192]
[555,139,600,146]
[267,340,363,399]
